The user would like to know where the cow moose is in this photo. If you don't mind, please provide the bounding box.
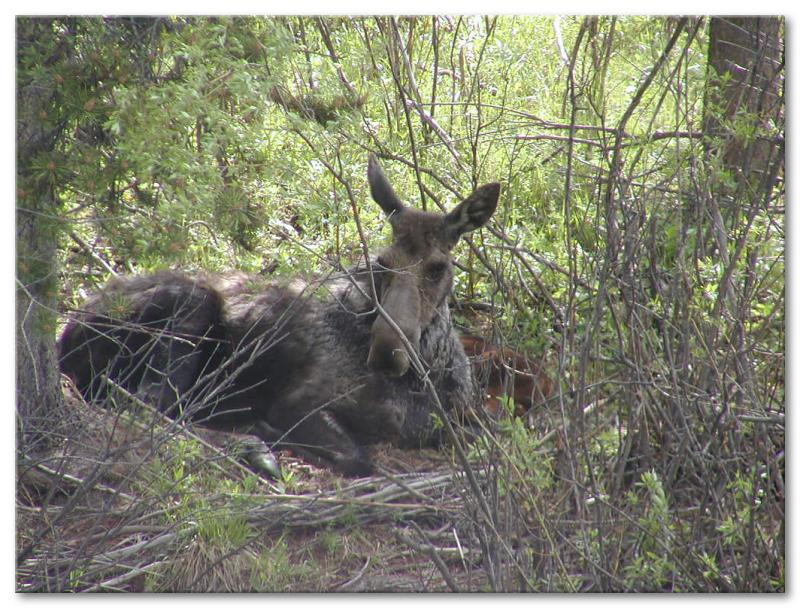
[58,155,501,477]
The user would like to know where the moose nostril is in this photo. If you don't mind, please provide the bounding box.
[390,349,410,376]
[389,404,405,433]
[367,343,410,377]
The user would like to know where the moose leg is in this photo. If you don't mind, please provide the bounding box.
[134,337,287,479]
[263,403,372,477]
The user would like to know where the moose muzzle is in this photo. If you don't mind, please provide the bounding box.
[367,274,421,377]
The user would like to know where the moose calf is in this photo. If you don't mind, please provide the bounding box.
[459,334,554,418]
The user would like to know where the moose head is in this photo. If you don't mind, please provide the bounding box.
[365,154,500,377]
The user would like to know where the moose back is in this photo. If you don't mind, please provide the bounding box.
[59,155,501,476]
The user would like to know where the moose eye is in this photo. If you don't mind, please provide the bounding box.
[425,261,448,281]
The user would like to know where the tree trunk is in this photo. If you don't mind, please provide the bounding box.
[704,16,783,180]
[16,20,67,454]
[699,17,784,404]
[16,211,65,453]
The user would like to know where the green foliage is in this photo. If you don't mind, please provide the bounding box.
[623,470,675,590]
[499,404,556,493]
[195,509,253,549]
[249,535,297,591]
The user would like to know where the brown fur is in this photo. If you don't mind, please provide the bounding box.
[459,334,554,418]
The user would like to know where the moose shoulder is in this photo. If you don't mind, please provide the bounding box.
[58,155,501,476]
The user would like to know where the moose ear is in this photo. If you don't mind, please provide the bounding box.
[368,154,404,218]
[442,182,500,245]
